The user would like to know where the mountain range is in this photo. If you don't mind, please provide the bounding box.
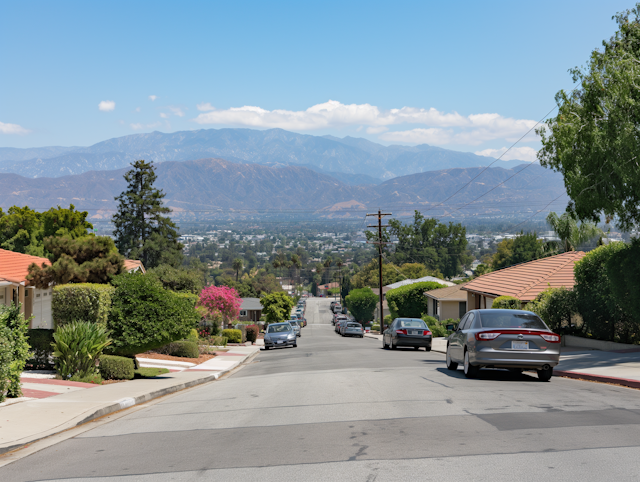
[0,158,566,221]
[0,128,525,183]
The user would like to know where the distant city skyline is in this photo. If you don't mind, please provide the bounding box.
[0,0,632,163]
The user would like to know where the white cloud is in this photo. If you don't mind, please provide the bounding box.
[0,121,30,135]
[168,106,185,117]
[160,113,168,119]
[475,146,539,163]
[98,100,115,112]
[192,100,538,145]
[366,126,388,134]
[149,95,157,101]
[197,102,215,111]
[135,107,141,113]
[130,122,161,130]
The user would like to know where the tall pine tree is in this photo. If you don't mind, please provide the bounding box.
[112,160,183,268]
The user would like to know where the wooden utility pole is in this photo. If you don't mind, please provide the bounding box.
[366,210,392,333]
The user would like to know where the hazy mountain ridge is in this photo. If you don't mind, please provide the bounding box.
[0,128,526,181]
[0,158,565,221]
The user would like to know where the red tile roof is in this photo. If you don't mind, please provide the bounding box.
[0,249,51,285]
[461,251,585,302]
[124,259,146,273]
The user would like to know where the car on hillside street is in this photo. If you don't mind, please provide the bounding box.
[382,318,432,351]
[342,322,364,338]
[445,309,561,381]
[263,322,297,350]
[288,320,302,337]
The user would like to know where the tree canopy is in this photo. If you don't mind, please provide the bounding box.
[491,232,545,270]
[112,160,183,269]
[537,5,640,230]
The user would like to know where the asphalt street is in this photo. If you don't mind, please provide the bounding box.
[3,298,640,481]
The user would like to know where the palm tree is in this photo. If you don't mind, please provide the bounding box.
[290,253,301,284]
[323,257,333,285]
[546,212,604,252]
[232,258,243,282]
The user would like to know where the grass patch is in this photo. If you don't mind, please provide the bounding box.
[134,367,170,378]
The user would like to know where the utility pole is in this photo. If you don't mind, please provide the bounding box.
[367,210,392,333]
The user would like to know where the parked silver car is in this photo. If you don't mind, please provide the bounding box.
[445,309,561,381]
[288,320,302,337]
[382,318,432,351]
[263,322,297,350]
[342,322,364,338]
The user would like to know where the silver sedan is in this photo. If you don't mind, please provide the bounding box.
[263,322,298,350]
[445,309,561,381]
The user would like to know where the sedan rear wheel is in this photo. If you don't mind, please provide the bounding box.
[446,346,458,370]
[463,350,479,378]
[537,366,553,382]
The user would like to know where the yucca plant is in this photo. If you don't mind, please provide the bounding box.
[52,322,111,379]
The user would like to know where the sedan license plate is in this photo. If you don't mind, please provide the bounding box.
[512,341,529,350]
[410,330,419,335]
[277,340,284,344]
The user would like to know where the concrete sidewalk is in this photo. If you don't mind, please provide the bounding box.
[0,345,260,455]
[365,333,640,389]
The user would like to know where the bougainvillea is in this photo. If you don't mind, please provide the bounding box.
[199,286,242,325]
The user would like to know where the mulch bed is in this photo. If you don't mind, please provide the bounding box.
[137,353,216,364]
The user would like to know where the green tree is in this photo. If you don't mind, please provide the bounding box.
[492,232,544,270]
[27,236,125,289]
[112,160,183,268]
[386,281,447,319]
[146,264,204,293]
[345,287,378,323]
[260,292,295,324]
[232,258,244,282]
[546,212,603,252]
[537,5,640,230]
[604,239,640,327]
[388,211,471,278]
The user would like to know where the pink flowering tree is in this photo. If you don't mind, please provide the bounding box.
[199,286,242,329]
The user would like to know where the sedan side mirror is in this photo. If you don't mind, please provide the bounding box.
[446,324,454,331]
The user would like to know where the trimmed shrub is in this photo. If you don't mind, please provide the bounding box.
[53,321,112,379]
[98,355,135,380]
[107,273,200,356]
[246,325,258,343]
[222,329,242,343]
[167,340,199,358]
[187,328,199,343]
[491,296,522,310]
[421,315,456,337]
[52,283,115,328]
[0,304,31,398]
[526,287,577,333]
[345,287,378,323]
[0,318,13,403]
[386,281,447,319]
[27,329,55,369]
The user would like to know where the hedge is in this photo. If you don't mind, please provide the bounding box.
[491,296,522,310]
[27,329,55,369]
[345,287,377,323]
[52,283,115,328]
[0,304,31,399]
[246,325,259,343]
[386,281,447,319]
[167,340,200,358]
[107,273,200,356]
[222,329,242,343]
[99,355,135,380]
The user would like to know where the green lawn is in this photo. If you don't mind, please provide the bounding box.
[134,367,170,378]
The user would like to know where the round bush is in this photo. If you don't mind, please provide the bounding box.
[246,325,258,343]
[221,329,242,343]
[168,340,199,358]
[491,296,522,310]
[98,355,135,380]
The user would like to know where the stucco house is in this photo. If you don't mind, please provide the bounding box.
[461,251,586,311]
[0,249,53,329]
[239,298,263,322]
[424,283,468,321]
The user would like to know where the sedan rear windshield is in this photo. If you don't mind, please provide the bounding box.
[399,320,427,328]
[479,312,547,330]
[347,323,360,327]
[267,324,292,333]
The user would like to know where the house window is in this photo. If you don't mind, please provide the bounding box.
[432,299,438,316]
[459,301,466,319]
[240,310,247,316]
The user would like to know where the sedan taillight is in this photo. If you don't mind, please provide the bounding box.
[475,332,501,341]
[396,329,407,335]
[423,330,431,336]
[540,333,561,343]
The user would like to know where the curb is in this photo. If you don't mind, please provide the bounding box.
[0,350,259,456]
[554,370,640,390]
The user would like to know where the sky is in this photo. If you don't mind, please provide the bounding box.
[0,0,634,162]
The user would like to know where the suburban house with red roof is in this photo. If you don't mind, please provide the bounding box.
[461,251,586,312]
[0,249,53,329]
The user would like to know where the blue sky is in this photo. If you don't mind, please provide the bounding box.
[0,0,633,161]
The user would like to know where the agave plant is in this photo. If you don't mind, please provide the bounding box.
[52,322,112,379]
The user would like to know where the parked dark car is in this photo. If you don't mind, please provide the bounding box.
[445,309,561,381]
[382,318,432,351]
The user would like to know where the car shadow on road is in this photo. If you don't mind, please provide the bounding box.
[435,367,540,382]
